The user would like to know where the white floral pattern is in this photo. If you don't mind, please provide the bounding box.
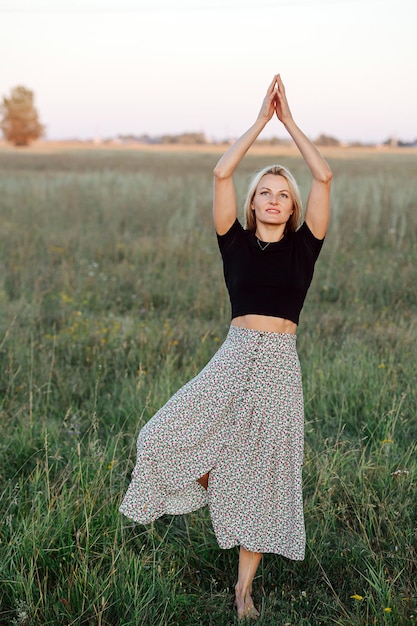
[119,325,305,560]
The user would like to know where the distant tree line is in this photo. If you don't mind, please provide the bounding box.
[118,132,208,145]
[117,132,416,149]
[1,85,416,148]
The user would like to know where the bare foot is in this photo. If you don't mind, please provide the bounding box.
[234,586,260,621]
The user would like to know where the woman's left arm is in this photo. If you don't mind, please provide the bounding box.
[275,74,333,239]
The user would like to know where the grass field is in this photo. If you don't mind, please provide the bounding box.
[0,146,416,625]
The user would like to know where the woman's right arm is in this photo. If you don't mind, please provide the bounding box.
[213,76,277,235]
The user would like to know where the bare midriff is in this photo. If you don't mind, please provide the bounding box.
[231,314,297,334]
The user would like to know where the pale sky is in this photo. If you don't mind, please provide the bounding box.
[1,0,416,143]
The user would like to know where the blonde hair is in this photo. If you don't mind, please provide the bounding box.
[243,165,302,233]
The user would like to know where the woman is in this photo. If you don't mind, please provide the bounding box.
[120,74,332,620]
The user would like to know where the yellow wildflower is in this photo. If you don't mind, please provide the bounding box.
[384,607,392,613]
[350,594,364,601]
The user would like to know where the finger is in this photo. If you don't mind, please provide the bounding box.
[267,75,277,94]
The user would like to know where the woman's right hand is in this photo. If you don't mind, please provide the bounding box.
[257,75,278,125]
[213,75,279,235]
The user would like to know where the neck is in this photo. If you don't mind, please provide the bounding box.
[255,224,286,242]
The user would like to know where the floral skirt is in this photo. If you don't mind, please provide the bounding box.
[119,325,306,559]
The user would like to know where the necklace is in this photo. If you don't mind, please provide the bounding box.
[256,238,272,251]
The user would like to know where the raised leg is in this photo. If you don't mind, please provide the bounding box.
[197,472,209,490]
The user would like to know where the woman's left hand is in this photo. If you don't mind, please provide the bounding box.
[274,74,293,125]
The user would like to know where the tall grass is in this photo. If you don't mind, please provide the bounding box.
[0,148,416,625]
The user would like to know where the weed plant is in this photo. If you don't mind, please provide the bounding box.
[0,148,416,625]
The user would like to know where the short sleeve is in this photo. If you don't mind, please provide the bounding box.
[296,222,324,260]
[216,219,244,254]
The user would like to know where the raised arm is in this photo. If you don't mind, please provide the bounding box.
[213,76,276,235]
[275,74,333,239]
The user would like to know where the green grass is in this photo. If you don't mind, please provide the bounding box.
[0,147,416,625]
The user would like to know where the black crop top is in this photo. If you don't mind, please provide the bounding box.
[217,219,324,325]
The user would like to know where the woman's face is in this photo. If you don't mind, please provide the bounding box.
[251,174,294,228]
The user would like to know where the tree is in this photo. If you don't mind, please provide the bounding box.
[0,86,45,146]
[315,133,340,147]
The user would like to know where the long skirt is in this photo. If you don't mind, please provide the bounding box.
[119,325,306,560]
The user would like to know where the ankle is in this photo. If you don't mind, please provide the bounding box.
[235,583,250,599]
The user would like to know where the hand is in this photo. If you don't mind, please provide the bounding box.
[256,75,278,124]
[274,74,293,124]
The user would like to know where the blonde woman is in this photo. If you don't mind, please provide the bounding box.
[120,74,332,620]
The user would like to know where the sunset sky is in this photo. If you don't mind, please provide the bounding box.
[1,0,416,143]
